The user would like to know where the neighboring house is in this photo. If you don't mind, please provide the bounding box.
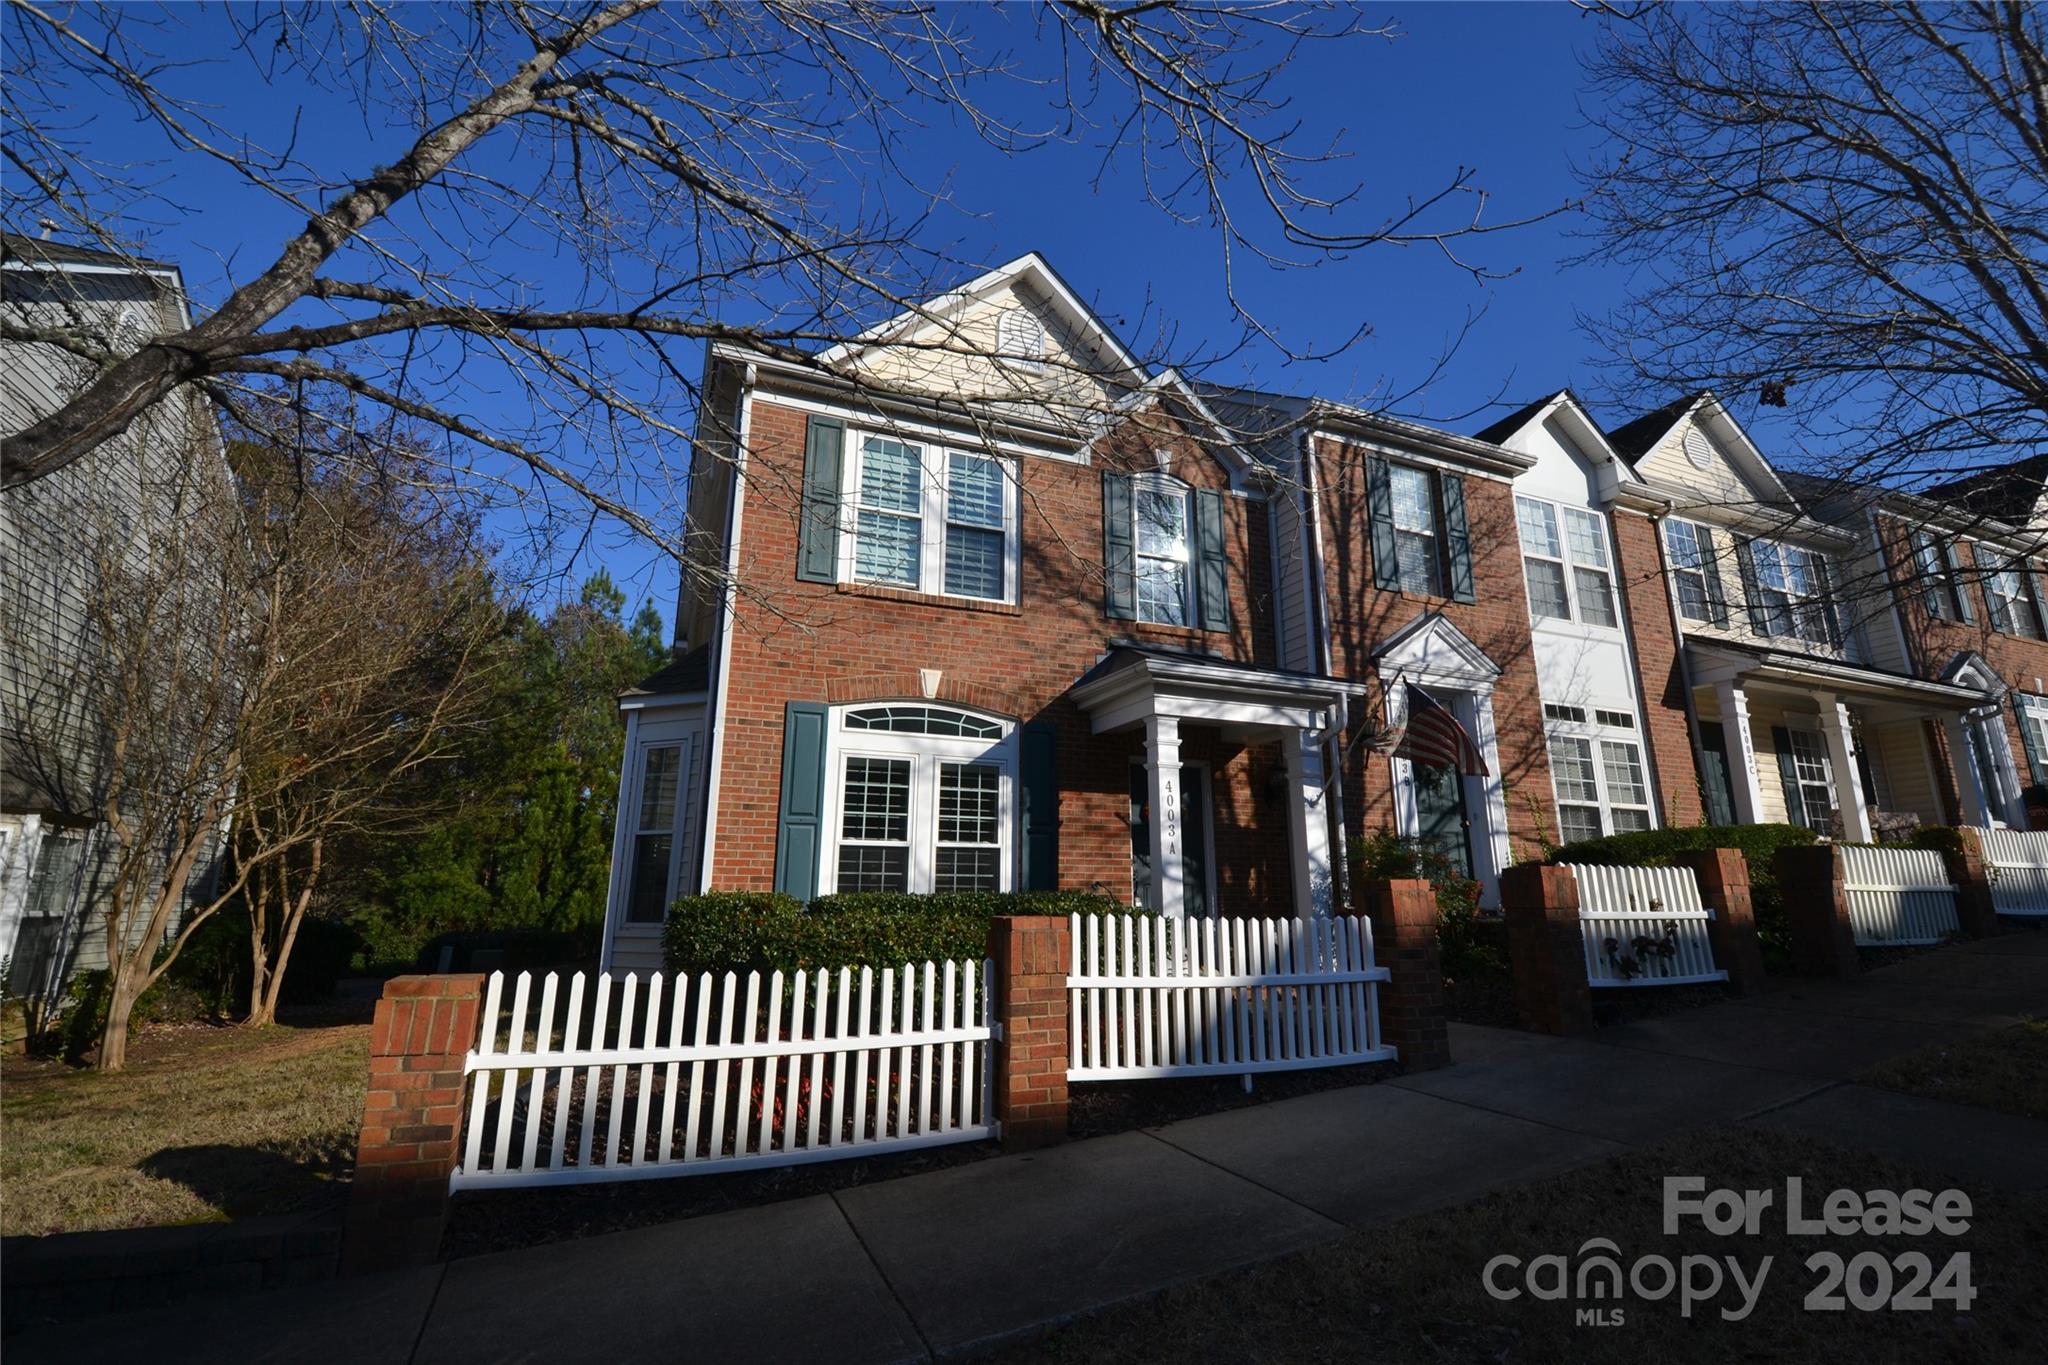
[1596,393,1985,842]
[1795,454,2048,829]
[601,255,1364,971]
[0,232,231,1000]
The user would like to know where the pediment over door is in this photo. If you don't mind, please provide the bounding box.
[1372,612,1502,690]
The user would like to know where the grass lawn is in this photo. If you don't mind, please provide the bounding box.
[1,1018,369,1237]
[1860,1018,2048,1122]
[1005,1127,2048,1365]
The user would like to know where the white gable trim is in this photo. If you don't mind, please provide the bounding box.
[1372,611,1504,688]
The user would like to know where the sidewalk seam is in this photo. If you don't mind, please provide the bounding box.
[404,1262,450,1365]
[1382,1078,1640,1146]
[830,1189,937,1363]
[1133,1129,1347,1230]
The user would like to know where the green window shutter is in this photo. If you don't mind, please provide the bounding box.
[1020,721,1060,891]
[2013,698,2047,788]
[1193,488,1231,631]
[1812,556,1845,648]
[1696,524,1732,627]
[1697,723,1737,826]
[773,702,830,900]
[797,417,846,584]
[1770,725,1806,828]
[2030,570,2048,637]
[1943,540,1976,623]
[1984,565,2015,633]
[1102,471,1136,620]
[1439,471,1475,604]
[1366,457,1400,591]
[1735,539,1771,635]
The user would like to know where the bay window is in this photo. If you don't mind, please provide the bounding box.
[842,433,1017,602]
[827,705,1015,895]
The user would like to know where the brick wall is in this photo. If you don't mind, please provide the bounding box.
[1612,507,1707,825]
[1876,513,2048,811]
[1309,435,1556,862]
[710,394,1298,909]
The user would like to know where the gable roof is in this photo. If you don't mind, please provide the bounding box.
[1921,453,2048,527]
[1604,392,1703,461]
[813,252,1147,389]
[1472,394,1557,445]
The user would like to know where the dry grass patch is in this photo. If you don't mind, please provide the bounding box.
[1860,1018,2048,1121]
[1006,1128,2048,1365]
[1,1021,368,1237]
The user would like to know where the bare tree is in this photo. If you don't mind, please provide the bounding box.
[1577,1,2048,487]
[3,0,1550,586]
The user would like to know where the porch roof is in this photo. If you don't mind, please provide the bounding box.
[1686,638,1985,711]
[1068,646,1366,736]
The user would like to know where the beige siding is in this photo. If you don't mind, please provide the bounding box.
[1868,719,1943,826]
[1637,417,1759,512]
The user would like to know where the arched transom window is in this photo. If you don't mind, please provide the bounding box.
[826,704,1016,895]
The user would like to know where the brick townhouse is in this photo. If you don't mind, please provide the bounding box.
[1800,454,2048,829]
[593,254,2035,969]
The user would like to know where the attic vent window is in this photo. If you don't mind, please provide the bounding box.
[1683,428,1715,470]
[997,308,1045,369]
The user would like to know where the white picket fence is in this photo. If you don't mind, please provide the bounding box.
[1066,913,1394,1081]
[1838,845,1960,945]
[452,963,995,1191]
[1974,826,2048,917]
[1565,863,1726,988]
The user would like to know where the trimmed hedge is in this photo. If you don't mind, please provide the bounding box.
[1547,823,1819,972]
[663,890,1131,977]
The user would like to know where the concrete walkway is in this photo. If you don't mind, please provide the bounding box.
[15,934,2043,1364]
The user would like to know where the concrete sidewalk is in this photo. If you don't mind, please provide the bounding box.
[15,935,2043,1364]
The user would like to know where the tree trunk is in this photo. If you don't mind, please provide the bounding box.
[246,869,274,1025]
[98,969,145,1072]
[251,840,321,1028]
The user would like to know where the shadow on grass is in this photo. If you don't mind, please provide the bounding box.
[136,1143,353,1220]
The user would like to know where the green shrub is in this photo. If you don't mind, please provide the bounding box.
[1547,823,1819,972]
[663,889,1128,977]
[1909,826,1964,858]
[1349,829,1505,981]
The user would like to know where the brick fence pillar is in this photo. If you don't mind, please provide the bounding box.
[341,974,484,1276]
[1774,846,1859,977]
[988,915,1070,1150]
[1500,864,1594,1035]
[1939,828,2000,938]
[1360,878,1450,1071]
[1677,849,1767,995]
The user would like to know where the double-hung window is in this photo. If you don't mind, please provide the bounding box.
[1984,561,2045,640]
[828,705,1014,895]
[844,433,1016,602]
[1910,530,1966,621]
[1133,476,1193,626]
[1751,540,1835,647]
[1663,518,1724,625]
[1545,713,1654,844]
[1388,465,1442,597]
[623,739,692,923]
[1784,731,1837,832]
[1516,497,1619,627]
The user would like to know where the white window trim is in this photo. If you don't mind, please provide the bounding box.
[1783,728,1839,831]
[1543,711,1660,841]
[838,430,1021,604]
[1517,495,1621,633]
[1130,470,1195,627]
[1983,558,2045,639]
[1664,517,1721,626]
[1749,538,1835,647]
[617,723,698,927]
[819,705,1018,895]
[1387,463,1443,598]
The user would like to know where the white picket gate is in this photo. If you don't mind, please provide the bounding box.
[1974,826,2048,916]
[1565,863,1726,988]
[452,962,995,1191]
[1837,845,1960,945]
[1066,913,1394,1081]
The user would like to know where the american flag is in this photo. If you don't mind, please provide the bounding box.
[1383,682,1488,776]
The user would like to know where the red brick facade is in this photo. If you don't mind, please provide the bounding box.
[1611,507,1708,826]
[710,394,1299,908]
[1875,512,2048,820]
[1308,435,1558,862]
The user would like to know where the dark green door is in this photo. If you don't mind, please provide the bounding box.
[1129,763,1210,914]
[1412,760,1472,878]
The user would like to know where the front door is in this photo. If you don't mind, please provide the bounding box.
[1129,763,1210,915]
[1412,760,1472,878]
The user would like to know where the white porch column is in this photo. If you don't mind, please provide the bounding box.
[1713,680,1768,825]
[1940,712,1993,826]
[1815,693,1873,842]
[1144,714,1186,916]
[1283,728,1334,918]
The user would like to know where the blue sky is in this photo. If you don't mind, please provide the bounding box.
[42,2,1665,637]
